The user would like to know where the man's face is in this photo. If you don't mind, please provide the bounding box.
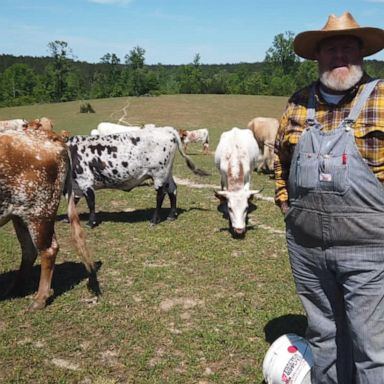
[316,36,364,91]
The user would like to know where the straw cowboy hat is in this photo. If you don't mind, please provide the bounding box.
[293,12,384,60]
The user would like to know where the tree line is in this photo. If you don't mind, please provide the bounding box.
[0,33,383,107]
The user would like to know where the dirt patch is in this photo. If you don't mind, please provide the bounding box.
[51,358,80,371]
[159,297,204,312]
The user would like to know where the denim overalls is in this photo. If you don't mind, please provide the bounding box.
[285,79,384,384]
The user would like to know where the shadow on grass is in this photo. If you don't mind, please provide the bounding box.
[183,152,211,156]
[58,206,210,226]
[264,314,308,345]
[0,261,102,306]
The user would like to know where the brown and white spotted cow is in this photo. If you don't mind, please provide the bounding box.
[68,126,209,228]
[178,128,209,154]
[0,128,98,310]
[0,119,28,131]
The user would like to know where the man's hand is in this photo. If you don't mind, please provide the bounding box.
[280,201,289,215]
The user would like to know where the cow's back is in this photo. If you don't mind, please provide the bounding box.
[68,127,179,190]
[247,117,279,145]
[215,128,258,166]
[96,122,142,135]
[0,130,68,224]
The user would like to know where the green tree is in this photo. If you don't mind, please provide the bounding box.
[264,31,300,76]
[242,71,267,95]
[178,54,205,94]
[125,46,145,70]
[205,70,230,94]
[294,60,318,90]
[46,40,74,102]
[365,60,384,79]
[123,46,159,96]
[99,53,123,96]
[0,63,38,106]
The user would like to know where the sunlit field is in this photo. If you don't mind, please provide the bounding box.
[0,94,307,383]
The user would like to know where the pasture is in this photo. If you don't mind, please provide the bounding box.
[0,95,307,383]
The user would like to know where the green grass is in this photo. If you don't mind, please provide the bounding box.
[0,94,306,383]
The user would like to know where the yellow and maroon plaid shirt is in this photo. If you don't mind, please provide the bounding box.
[274,74,384,207]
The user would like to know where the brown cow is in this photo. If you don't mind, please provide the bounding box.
[0,127,98,310]
[26,117,70,142]
[247,117,279,173]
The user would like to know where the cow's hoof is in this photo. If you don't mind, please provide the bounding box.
[29,299,47,311]
[150,218,160,225]
[86,221,98,228]
[167,215,177,221]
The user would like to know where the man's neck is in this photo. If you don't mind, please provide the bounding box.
[319,83,348,95]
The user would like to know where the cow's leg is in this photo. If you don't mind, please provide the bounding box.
[166,177,177,221]
[203,143,209,154]
[30,220,58,310]
[151,186,166,224]
[84,188,98,228]
[9,217,38,297]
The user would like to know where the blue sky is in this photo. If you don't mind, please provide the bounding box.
[1,0,383,65]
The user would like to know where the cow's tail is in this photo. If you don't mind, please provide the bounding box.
[67,188,94,274]
[173,129,210,176]
[65,154,101,296]
[64,149,101,295]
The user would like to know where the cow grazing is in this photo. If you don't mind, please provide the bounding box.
[214,127,262,237]
[0,128,98,310]
[68,126,209,228]
[179,128,209,154]
[247,117,279,173]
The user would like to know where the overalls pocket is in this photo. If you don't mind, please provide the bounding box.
[296,152,318,190]
[319,154,349,193]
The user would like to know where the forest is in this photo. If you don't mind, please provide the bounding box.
[0,32,383,107]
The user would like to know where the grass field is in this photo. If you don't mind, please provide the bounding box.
[0,95,307,383]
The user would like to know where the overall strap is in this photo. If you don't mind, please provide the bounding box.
[344,79,380,126]
[305,84,317,128]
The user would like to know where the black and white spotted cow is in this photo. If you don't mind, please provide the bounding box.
[68,126,209,227]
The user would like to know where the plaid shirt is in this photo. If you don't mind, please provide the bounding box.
[274,74,384,207]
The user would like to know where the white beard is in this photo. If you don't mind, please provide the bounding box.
[319,65,363,92]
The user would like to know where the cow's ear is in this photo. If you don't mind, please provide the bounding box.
[247,189,263,201]
[214,190,227,202]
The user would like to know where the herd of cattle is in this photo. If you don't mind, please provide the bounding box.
[0,116,278,309]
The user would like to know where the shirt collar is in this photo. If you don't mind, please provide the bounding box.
[315,73,373,106]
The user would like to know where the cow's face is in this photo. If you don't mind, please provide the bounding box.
[215,190,256,237]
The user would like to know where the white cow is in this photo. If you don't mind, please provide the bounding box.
[91,122,158,136]
[179,128,209,154]
[0,119,28,131]
[91,122,142,136]
[68,126,209,227]
[214,127,262,237]
[247,117,279,173]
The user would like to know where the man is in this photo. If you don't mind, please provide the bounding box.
[274,12,384,384]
